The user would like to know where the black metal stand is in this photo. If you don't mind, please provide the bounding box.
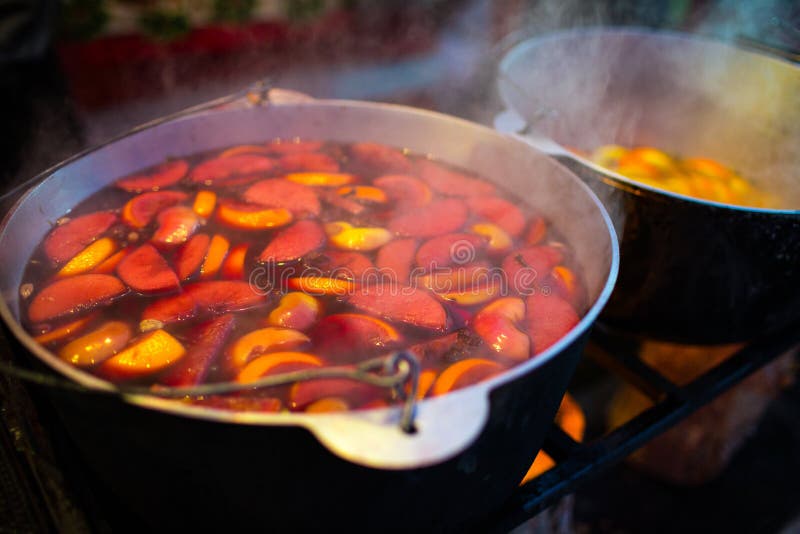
[485,322,800,533]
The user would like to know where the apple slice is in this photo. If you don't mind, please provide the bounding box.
[258,220,325,264]
[472,297,530,362]
[279,152,340,172]
[32,312,98,345]
[117,244,180,294]
[115,160,188,192]
[375,238,418,285]
[388,199,467,237]
[316,251,373,280]
[346,285,449,331]
[28,274,126,323]
[525,215,548,245]
[218,144,270,158]
[336,185,387,204]
[311,313,402,362]
[417,159,495,197]
[122,191,188,229]
[466,197,526,236]
[373,175,431,208]
[287,277,355,296]
[290,377,383,411]
[525,293,579,354]
[502,246,564,294]
[151,206,199,247]
[192,190,217,217]
[306,398,350,412]
[160,314,236,387]
[142,281,266,324]
[190,154,275,185]
[243,178,321,217]
[44,211,117,263]
[285,172,355,187]
[91,247,130,275]
[349,142,412,173]
[416,233,486,271]
[175,234,211,281]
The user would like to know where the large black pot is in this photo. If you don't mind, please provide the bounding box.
[0,91,618,531]
[497,28,800,344]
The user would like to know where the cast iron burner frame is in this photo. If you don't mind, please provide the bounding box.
[483,322,800,532]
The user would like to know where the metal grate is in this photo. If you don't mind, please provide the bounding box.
[484,322,800,533]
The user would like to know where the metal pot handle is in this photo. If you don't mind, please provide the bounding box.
[306,384,492,469]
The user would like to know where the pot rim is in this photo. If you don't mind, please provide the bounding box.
[498,26,800,216]
[0,96,619,439]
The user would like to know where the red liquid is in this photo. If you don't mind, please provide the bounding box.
[21,140,587,412]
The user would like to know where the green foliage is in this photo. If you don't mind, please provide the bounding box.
[138,10,191,41]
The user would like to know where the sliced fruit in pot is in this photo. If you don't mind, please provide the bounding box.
[375,238,418,286]
[287,277,355,296]
[228,327,311,369]
[525,215,547,245]
[265,139,324,155]
[115,160,188,192]
[267,292,321,331]
[99,329,186,380]
[122,191,187,229]
[192,190,217,217]
[44,211,117,264]
[160,315,236,387]
[349,142,412,173]
[91,247,130,275]
[388,199,467,237]
[466,197,526,236]
[285,172,355,187]
[346,284,449,331]
[58,320,132,367]
[525,293,579,355]
[151,206,199,247]
[279,152,340,173]
[470,223,512,253]
[413,369,438,399]
[218,145,270,158]
[373,175,431,208]
[258,220,325,264]
[431,358,504,396]
[142,281,266,324]
[437,282,500,306]
[57,237,118,277]
[117,244,180,294]
[32,312,98,345]
[236,351,323,384]
[305,397,349,413]
[190,154,275,185]
[472,297,530,362]
[336,185,387,204]
[28,274,126,323]
[316,251,373,280]
[417,159,495,197]
[217,201,293,230]
[243,178,321,217]
[325,221,392,251]
[415,233,486,271]
[502,246,564,295]
[420,263,492,293]
[221,244,248,280]
[200,234,230,279]
[290,377,383,410]
[311,313,402,362]
[175,234,211,281]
